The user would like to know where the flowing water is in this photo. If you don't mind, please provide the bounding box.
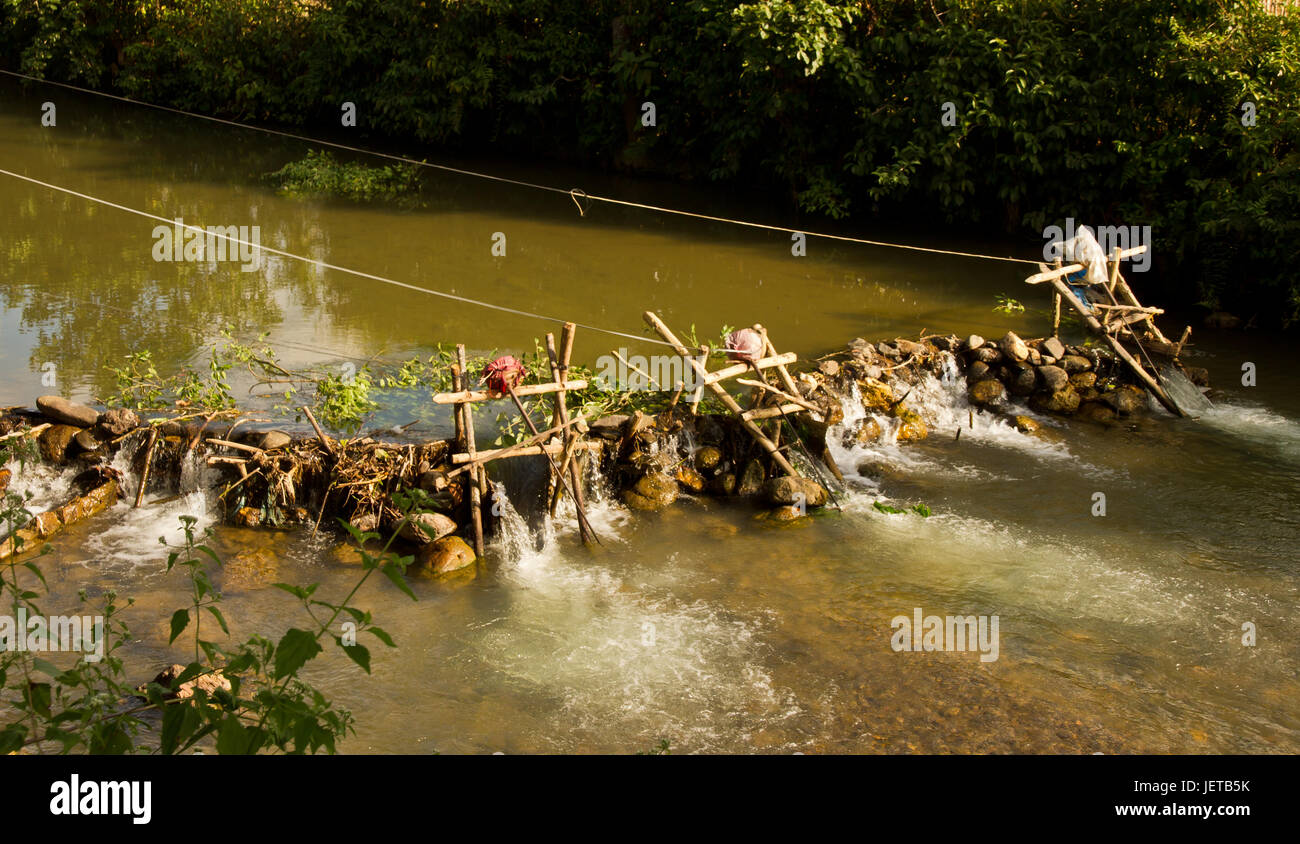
[2,78,1298,754]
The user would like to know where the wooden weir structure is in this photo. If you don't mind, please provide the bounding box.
[1025,244,1205,417]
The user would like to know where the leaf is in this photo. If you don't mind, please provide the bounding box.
[169,609,191,644]
[273,628,323,680]
[341,641,371,674]
[380,561,416,600]
[206,605,229,635]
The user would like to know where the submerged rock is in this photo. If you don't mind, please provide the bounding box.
[223,547,280,591]
[1013,415,1041,434]
[1077,402,1118,424]
[416,535,476,575]
[36,395,99,428]
[146,664,232,701]
[1104,384,1147,415]
[673,464,706,493]
[763,476,829,509]
[622,471,678,511]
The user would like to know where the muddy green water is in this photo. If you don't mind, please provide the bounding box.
[2,79,1298,754]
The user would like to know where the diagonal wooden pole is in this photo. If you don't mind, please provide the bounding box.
[456,344,485,557]
[643,311,799,477]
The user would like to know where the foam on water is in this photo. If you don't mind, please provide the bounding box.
[1199,399,1300,461]
[477,483,801,752]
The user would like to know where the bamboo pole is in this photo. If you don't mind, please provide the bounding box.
[133,427,158,508]
[456,344,484,558]
[301,406,335,456]
[431,379,589,405]
[643,311,799,478]
[455,441,602,465]
[689,345,708,414]
[546,324,593,545]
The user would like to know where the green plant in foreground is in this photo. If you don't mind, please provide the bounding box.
[0,439,430,753]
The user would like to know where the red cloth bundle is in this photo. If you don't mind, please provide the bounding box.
[481,355,526,395]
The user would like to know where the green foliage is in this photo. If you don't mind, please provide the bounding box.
[873,500,931,517]
[993,294,1025,315]
[266,150,421,203]
[0,462,425,754]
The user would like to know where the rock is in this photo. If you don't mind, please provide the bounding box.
[965,334,985,351]
[857,459,905,482]
[968,379,1005,407]
[146,664,231,701]
[876,342,900,360]
[856,377,894,413]
[856,418,884,443]
[38,424,81,464]
[416,536,476,575]
[895,338,928,357]
[399,512,457,544]
[36,395,98,428]
[968,361,991,381]
[349,512,379,534]
[1007,366,1038,396]
[818,359,840,377]
[755,505,812,525]
[622,472,678,511]
[931,335,959,352]
[1077,402,1118,424]
[1030,386,1081,414]
[223,547,279,591]
[588,415,630,440]
[0,468,9,494]
[1069,372,1097,389]
[71,429,103,455]
[894,407,929,442]
[1105,384,1148,415]
[1013,415,1040,434]
[1204,311,1241,329]
[234,507,261,528]
[673,464,705,493]
[737,460,766,496]
[1042,337,1066,359]
[1026,348,1042,366]
[763,476,828,509]
[708,472,737,496]
[972,346,1002,364]
[1060,355,1092,374]
[249,430,289,451]
[417,470,450,494]
[1037,365,1070,392]
[1183,366,1210,387]
[999,332,1029,362]
[96,408,140,437]
[693,445,723,472]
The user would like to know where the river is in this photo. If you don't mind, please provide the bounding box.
[2,77,1297,754]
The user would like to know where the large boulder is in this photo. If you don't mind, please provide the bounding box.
[999,332,1030,362]
[1037,365,1070,393]
[416,536,476,575]
[856,377,894,414]
[36,395,99,428]
[1030,386,1081,414]
[1007,366,1038,396]
[968,379,1005,407]
[38,424,82,464]
[1060,355,1092,374]
[399,512,457,544]
[622,472,678,511]
[763,476,829,509]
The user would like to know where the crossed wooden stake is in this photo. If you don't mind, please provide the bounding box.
[433,325,600,557]
[1025,243,1194,416]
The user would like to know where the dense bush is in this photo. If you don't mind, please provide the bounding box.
[3,0,1297,322]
